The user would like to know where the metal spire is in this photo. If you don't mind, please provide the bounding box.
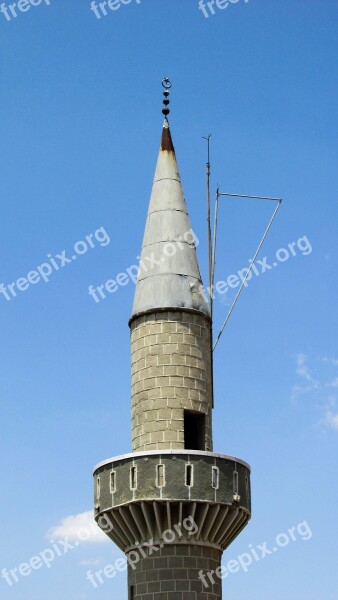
[130,80,209,322]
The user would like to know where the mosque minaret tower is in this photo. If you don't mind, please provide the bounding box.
[93,79,251,599]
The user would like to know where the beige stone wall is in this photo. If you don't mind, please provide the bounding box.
[130,310,213,452]
[128,543,222,599]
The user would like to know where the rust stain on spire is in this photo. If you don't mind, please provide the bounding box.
[161,121,175,153]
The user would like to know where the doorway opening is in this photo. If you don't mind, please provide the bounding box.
[184,410,205,450]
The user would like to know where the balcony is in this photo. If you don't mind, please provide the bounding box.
[93,450,251,552]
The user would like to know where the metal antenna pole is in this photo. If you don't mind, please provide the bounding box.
[202,134,212,307]
[213,198,282,351]
[211,185,220,305]
[209,185,220,408]
[202,134,214,408]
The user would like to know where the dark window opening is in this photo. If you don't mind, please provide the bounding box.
[130,585,135,600]
[185,464,193,487]
[233,471,239,495]
[130,467,137,490]
[110,471,116,493]
[184,410,206,450]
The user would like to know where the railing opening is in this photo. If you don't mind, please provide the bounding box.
[185,464,193,487]
[212,466,219,489]
[233,471,239,495]
[130,466,137,490]
[156,464,165,487]
[110,471,116,493]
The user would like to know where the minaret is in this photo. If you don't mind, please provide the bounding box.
[93,80,251,599]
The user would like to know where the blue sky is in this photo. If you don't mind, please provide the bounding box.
[0,0,337,598]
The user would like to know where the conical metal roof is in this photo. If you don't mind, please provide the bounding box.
[130,118,210,321]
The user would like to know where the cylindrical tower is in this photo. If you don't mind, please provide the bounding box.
[130,309,213,453]
[94,87,251,600]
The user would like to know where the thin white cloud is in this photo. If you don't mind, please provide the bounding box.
[47,510,108,543]
[322,397,338,431]
[325,411,338,430]
[291,353,319,400]
[79,559,102,567]
[295,353,319,385]
[322,357,338,367]
[291,383,315,400]
[291,355,338,432]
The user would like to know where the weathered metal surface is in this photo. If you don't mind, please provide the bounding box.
[161,118,175,151]
[131,119,210,321]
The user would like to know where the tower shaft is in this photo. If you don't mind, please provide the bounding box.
[131,310,213,453]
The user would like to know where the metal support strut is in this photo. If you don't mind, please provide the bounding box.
[212,193,283,351]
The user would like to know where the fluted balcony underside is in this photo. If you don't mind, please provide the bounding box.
[97,498,249,553]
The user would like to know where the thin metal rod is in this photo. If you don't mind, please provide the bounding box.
[211,186,219,305]
[218,192,282,201]
[202,134,213,410]
[202,135,212,309]
[213,199,282,351]
[210,187,219,408]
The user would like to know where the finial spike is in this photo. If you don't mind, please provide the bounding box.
[162,77,172,117]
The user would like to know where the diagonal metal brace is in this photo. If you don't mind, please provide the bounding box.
[213,193,283,351]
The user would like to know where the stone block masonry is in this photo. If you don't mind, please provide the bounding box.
[130,310,213,453]
[128,544,222,600]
